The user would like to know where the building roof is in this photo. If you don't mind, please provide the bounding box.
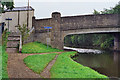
[5,6,34,12]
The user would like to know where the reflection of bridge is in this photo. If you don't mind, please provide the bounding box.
[32,12,120,50]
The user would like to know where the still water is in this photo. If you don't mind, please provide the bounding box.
[73,51,120,78]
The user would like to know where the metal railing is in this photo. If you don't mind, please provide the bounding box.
[28,27,34,35]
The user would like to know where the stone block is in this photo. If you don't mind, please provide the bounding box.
[7,41,19,48]
[6,48,18,53]
[8,36,20,41]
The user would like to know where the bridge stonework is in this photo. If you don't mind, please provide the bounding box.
[114,33,120,51]
[32,12,120,51]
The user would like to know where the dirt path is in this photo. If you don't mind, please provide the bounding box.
[7,53,41,78]
[40,55,58,78]
[7,52,64,79]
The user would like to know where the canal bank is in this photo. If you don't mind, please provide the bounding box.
[64,47,120,79]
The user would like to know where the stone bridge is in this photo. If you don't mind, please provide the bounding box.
[32,12,120,50]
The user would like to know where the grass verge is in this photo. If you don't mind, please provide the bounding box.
[24,53,57,74]
[0,46,2,79]
[22,42,63,53]
[2,48,8,78]
[1,29,9,78]
[50,51,108,79]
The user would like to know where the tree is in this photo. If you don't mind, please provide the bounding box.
[0,0,14,12]
[93,1,120,14]
[112,2,120,14]
[17,24,30,44]
[5,1,14,10]
[64,35,73,47]
[93,9,100,14]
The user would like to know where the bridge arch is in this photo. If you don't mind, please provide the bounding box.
[62,28,120,38]
[61,27,120,50]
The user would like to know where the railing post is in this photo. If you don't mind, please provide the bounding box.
[19,35,22,53]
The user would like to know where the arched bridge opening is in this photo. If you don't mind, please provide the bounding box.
[62,28,120,51]
[63,32,118,51]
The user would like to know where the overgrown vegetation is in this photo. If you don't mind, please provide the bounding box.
[24,53,57,74]
[1,29,9,78]
[50,52,108,79]
[22,42,63,53]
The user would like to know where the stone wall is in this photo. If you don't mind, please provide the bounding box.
[24,31,35,44]
[32,16,53,45]
[31,12,120,50]
[33,17,52,30]
[61,14,120,31]
[34,32,51,45]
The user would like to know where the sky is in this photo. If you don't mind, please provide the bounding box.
[14,0,120,19]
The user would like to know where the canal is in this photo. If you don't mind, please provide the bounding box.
[64,47,120,78]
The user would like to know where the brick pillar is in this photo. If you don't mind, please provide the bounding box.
[114,33,120,51]
[51,12,63,50]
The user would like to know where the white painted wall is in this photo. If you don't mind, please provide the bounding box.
[0,13,5,23]
[1,10,34,32]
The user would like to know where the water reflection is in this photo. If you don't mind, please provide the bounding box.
[73,51,120,78]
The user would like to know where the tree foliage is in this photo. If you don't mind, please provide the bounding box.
[93,1,120,14]
[17,24,29,44]
[64,34,114,49]
[0,0,14,12]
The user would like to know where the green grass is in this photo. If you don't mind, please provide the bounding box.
[24,51,108,79]
[0,46,2,79]
[1,30,9,78]
[24,53,57,74]
[22,42,63,53]
[50,51,108,79]
[2,47,8,78]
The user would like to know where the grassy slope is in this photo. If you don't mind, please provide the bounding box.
[22,42,63,53]
[24,53,57,74]
[50,51,108,79]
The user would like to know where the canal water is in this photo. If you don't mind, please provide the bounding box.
[73,51,120,78]
[64,47,120,78]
